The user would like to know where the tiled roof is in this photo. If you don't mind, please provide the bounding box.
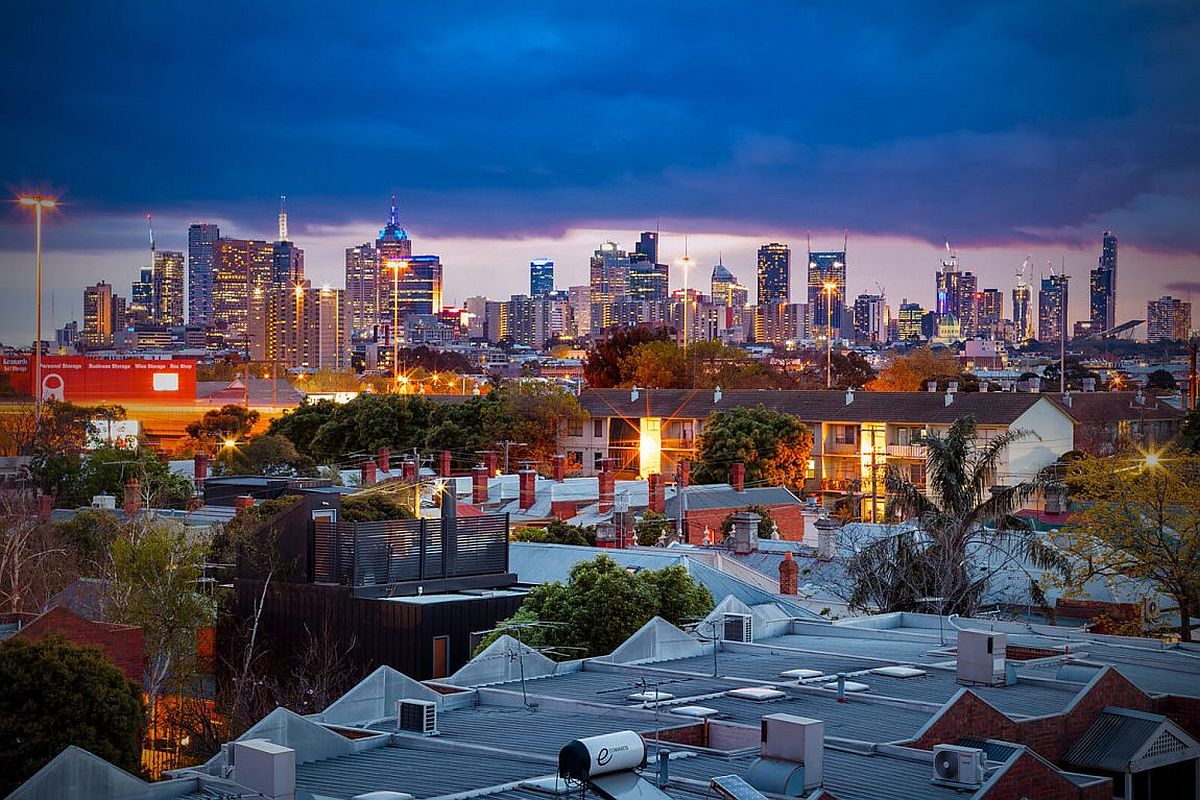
[579,388,1059,425]
[1045,391,1184,422]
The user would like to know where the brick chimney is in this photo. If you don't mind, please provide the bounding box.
[402,459,417,481]
[361,459,377,487]
[377,447,390,473]
[233,494,255,512]
[598,461,615,514]
[648,472,665,514]
[730,462,745,492]
[484,451,499,476]
[779,550,799,595]
[194,453,208,487]
[439,450,452,478]
[123,478,142,517]
[678,459,690,488]
[552,454,566,482]
[519,468,537,511]
[472,464,489,505]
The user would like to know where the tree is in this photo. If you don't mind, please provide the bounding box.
[70,445,195,509]
[107,520,216,733]
[621,340,687,388]
[1145,369,1177,392]
[584,326,672,388]
[694,406,813,491]
[1182,407,1200,454]
[0,489,77,614]
[634,512,673,546]
[479,555,713,659]
[794,350,876,390]
[513,519,596,546]
[340,491,417,522]
[846,417,1067,616]
[185,405,260,452]
[0,637,145,794]
[1043,358,1104,391]
[55,508,123,577]
[1059,453,1200,641]
[719,505,778,539]
[867,346,961,391]
[216,434,317,477]
[484,383,589,466]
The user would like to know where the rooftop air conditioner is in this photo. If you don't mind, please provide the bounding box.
[397,699,437,735]
[723,613,753,643]
[956,629,1006,686]
[932,744,985,788]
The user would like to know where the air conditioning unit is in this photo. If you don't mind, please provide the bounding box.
[723,613,753,643]
[397,699,437,735]
[932,744,985,788]
[956,629,1006,686]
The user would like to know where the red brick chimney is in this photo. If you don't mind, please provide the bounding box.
[439,450,452,478]
[779,550,799,595]
[377,447,390,473]
[472,464,489,505]
[361,459,377,487]
[484,451,499,476]
[648,472,665,514]
[731,462,746,492]
[552,454,566,483]
[233,494,255,512]
[678,459,690,488]
[598,461,615,514]
[194,453,208,487]
[402,459,417,481]
[519,469,537,510]
[123,478,142,517]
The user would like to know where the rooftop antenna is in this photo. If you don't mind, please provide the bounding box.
[388,193,399,227]
[278,195,289,242]
[843,228,848,255]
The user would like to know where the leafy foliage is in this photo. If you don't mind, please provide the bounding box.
[43,446,195,510]
[1183,407,1200,454]
[719,505,778,539]
[0,637,145,794]
[55,509,123,576]
[634,511,674,546]
[479,555,713,659]
[512,519,597,546]
[583,326,673,388]
[846,417,1067,616]
[694,406,813,491]
[185,404,260,451]
[215,434,317,477]
[867,346,962,391]
[1145,368,1177,391]
[340,492,417,522]
[1059,453,1200,641]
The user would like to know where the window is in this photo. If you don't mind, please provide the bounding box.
[834,425,857,445]
[566,419,583,437]
[593,452,605,471]
[593,419,605,438]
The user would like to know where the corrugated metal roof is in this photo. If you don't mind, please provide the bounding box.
[578,388,1057,426]
[664,485,802,514]
[1064,708,1168,772]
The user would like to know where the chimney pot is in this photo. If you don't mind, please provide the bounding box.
[194,453,209,486]
[472,464,489,505]
[123,478,142,516]
[713,386,722,403]
[552,454,566,482]
[402,459,417,481]
[519,469,537,511]
[648,472,665,514]
[779,550,799,595]
[730,462,746,493]
[845,388,854,405]
[361,460,377,487]
[678,459,690,489]
[233,494,255,512]
[377,447,390,473]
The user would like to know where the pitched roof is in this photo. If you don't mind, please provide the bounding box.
[664,484,802,514]
[1046,391,1184,422]
[579,388,1059,426]
[1064,707,1200,772]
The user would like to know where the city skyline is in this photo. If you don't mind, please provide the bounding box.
[3,3,1199,342]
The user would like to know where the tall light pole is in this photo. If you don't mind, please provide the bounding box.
[18,195,57,422]
[823,280,838,388]
[388,259,407,392]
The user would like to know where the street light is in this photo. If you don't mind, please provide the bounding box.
[675,255,695,349]
[18,194,57,422]
[387,260,408,391]
[823,280,838,388]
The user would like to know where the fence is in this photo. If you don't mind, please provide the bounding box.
[313,514,509,587]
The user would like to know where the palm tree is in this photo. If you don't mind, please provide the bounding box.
[847,416,1067,617]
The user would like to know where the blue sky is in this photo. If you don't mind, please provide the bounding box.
[1,2,1198,339]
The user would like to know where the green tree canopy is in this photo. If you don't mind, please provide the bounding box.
[512,519,597,546]
[1145,369,1177,392]
[185,404,260,452]
[0,636,145,794]
[583,326,673,388]
[694,406,813,491]
[340,491,417,522]
[216,434,317,477]
[1182,406,1200,454]
[634,511,673,546]
[479,555,713,659]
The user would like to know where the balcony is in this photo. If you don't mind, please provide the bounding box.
[886,444,927,459]
[661,437,698,451]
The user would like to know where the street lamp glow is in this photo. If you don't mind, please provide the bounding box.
[223,439,237,449]
[18,195,57,209]
[1144,453,1161,468]
[17,193,58,422]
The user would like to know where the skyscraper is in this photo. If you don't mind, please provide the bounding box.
[589,241,632,334]
[345,243,380,337]
[755,243,790,342]
[1038,272,1070,344]
[711,261,749,339]
[129,268,153,325]
[83,281,114,348]
[1147,296,1191,342]
[934,245,977,338]
[636,231,659,264]
[976,288,1004,340]
[897,301,924,342]
[272,242,305,288]
[852,293,886,344]
[807,248,846,337]
[530,259,554,297]
[373,197,441,324]
[261,282,349,369]
[1089,230,1117,335]
[187,223,220,326]
[153,250,185,326]
[213,237,274,345]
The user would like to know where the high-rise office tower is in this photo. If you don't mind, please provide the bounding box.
[111,294,127,335]
[755,243,791,342]
[807,247,846,337]
[629,231,667,302]
[1089,230,1118,335]
[374,196,441,324]
[272,242,305,288]
[711,263,737,305]
[934,245,977,339]
[83,281,114,348]
[897,301,924,342]
[568,285,591,337]
[636,231,659,264]
[153,250,185,326]
[128,268,153,325]
[1147,296,1192,342]
[589,241,632,334]
[852,293,886,344]
[505,294,552,349]
[187,223,220,326]
[213,237,274,346]
[1038,272,1070,344]
[976,288,1004,340]
[345,243,380,337]
[1012,259,1035,344]
[530,259,555,297]
[261,282,349,369]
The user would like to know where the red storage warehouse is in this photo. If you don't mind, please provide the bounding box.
[1,355,197,404]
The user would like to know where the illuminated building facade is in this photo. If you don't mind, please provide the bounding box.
[852,293,886,344]
[272,240,305,288]
[345,243,380,337]
[806,249,845,337]
[152,250,185,326]
[1147,296,1191,342]
[977,288,1004,340]
[263,283,349,369]
[1038,273,1070,344]
[1090,230,1118,335]
[530,259,554,297]
[1012,283,1034,344]
[212,237,274,346]
[755,243,791,342]
[589,241,631,334]
[83,281,114,348]
[896,301,924,342]
[187,223,219,326]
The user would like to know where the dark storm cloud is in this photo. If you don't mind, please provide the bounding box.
[1,1,1198,249]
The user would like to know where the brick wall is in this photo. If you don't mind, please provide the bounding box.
[683,503,811,544]
[985,751,1112,800]
[649,722,706,747]
[14,606,143,684]
[1155,695,1200,741]
[1005,645,1062,661]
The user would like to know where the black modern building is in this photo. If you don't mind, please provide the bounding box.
[1090,230,1117,335]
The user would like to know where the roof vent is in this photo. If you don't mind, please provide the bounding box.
[714,386,723,403]
[231,739,296,800]
[932,744,985,789]
[627,690,674,703]
[956,629,1006,686]
[352,793,416,800]
[726,687,786,702]
[397,699,438,735]
[821,679,869,692]
[845,388,854,405]
[630,387,640,402]
[760,714,823,790]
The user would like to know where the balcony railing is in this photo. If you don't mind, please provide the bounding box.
[886,444,927,459]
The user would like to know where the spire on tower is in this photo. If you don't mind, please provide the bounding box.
[388,194,399,227]
[278,195,289,242]
[147,213,155,252]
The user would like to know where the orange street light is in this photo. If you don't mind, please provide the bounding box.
[17,194,58,422]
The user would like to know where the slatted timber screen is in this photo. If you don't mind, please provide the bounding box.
[455,514,509,576]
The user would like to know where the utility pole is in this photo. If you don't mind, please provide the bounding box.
[498,440,527,474]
